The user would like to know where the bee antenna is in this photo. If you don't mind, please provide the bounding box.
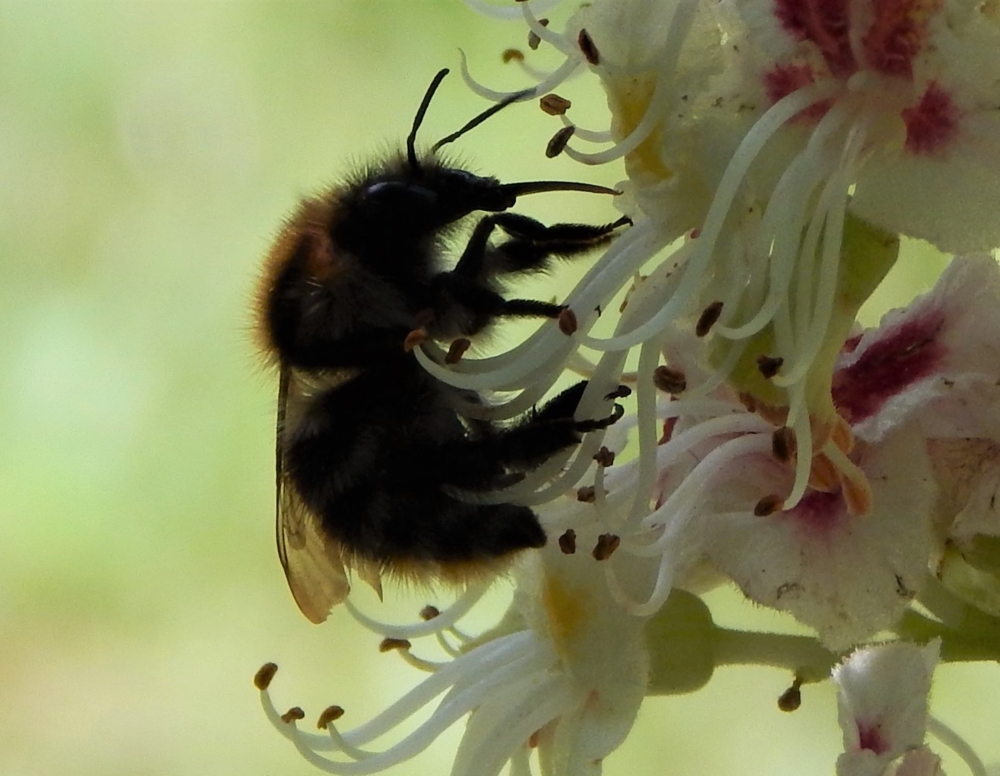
[408,68,451,171]
[431,87,536,155]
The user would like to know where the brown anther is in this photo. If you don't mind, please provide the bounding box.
[502,48,525,63]
[558,307,578,335]
[756,354,784,379]
[771,426,797,463]
[577,485,596,503]
[528,18,549,50]
[653,365,686,395]
[317,705,345,729]
[254,662,278,691]
[445,338,471,365]
[605,385,631,400]
[403,327,428,352]
[695,301,724,337]
[546,125,576,158]
[558,529,577,555]
[754,494,785,517]
[578,28,600,64]
[528,729,541,748]
[281,707,306,724]
[379,637,411,653]
[540,93,572,116]
[419,605,441,621]
[592,533,620,560]
[593,446,616,467]
[778,679,802,712]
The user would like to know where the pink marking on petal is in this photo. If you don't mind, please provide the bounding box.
[902,82,959,156]
[831,311,946,423]
[862,0,940,78]
[763,64,833,122]
[858,723,889,754]
[774,0,855,76]
[788,489,844,532]
[842,334,862,354]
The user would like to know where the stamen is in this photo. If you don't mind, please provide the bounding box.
[539,93,571,115]
[521,2,573,56]
[577,29,600,65]
[927,715,988,776]
[379,638,412,653]
[397,650,449,673]
[754,494,785,516]
[559,118,612,143]
[777,678,802,712]
[318,706,346,729]
[344,583,488,639]
[460,48,580,104]
[756,355,784,379]
[592,533,621,560]
[604,544,675,615]
[558,529,577,554]
[561,0,700,166]
[593,446,616,466]
[435,631,464,658]
[547,125,577,158]
[527,19,548,51]
[445,338,471,364]
[282,707,306,724]
[557,306,578,334]
[696,301,724,337]
[653,365,686,394]
[772,426,796,462]
[581,82,839,352]
[460,0,562,21]
[451,677,570,776]
[822,441,873,516]
[255,662,278,691]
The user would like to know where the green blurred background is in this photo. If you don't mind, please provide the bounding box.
[1,2,992,775]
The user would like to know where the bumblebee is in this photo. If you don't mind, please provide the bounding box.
[256,69,628,622]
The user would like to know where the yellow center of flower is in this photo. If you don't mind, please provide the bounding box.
[542,571,588,660]
[608,74,672,182]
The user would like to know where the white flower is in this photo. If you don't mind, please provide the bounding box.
[257,524,654,776]
[833,640,941,776]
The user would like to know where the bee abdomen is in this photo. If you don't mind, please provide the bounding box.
[322,486,546,570]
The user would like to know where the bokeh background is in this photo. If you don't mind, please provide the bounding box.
[1,2,993,775]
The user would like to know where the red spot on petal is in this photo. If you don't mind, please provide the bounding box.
[902,82,959,156]
[789,490,844,532]
[774,0,855,76]
[842,333,862,353]
[832,311,946,423]
[858,723,889,754]
[764,64,833,122]
[862,0,939,78]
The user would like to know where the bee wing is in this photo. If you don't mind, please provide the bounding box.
[275,366,351,623]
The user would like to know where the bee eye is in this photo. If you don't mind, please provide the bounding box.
[362,181,437,210]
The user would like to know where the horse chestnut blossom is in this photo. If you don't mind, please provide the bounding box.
[257,1,1000,774]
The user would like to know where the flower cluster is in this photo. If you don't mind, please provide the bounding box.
[258,1,1000,774]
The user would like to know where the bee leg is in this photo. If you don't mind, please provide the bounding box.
[451,213,630,279]
[488,212,632,273]
[534,380,626,432]
[431,273,566,327]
